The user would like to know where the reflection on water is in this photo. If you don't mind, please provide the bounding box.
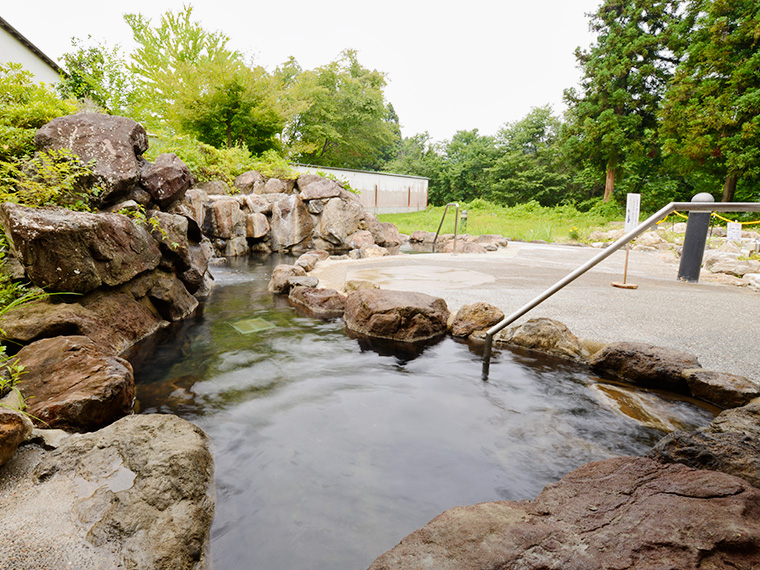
[131,255,715,570]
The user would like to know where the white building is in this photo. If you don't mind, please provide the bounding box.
[292,164,428,215]
[0,15,62,84]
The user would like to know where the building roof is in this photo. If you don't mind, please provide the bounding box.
[292,163,429,181]
[0,15,63,75]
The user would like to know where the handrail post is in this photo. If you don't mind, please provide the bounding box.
[432,202,459,254]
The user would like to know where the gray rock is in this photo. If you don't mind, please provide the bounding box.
[267,264,307,294]
[0,414,214,569]
[224,236,250,257]
[649,398,760,488]
[299,177,342,201]
[589,341,701,393]
[269,195,314,251]
[495,318,584,361]
[450,302,504,338]
[195,180,228,195]
[440,240,487,254]
[368,457,760,570]
[16,335,134,432]
[0,203,161,294]
[203,197,246,239]
[344,289,449,343]
[34,113,148,205]
[313,197,364,247]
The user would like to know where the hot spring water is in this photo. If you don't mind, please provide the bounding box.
[131,256,715,570]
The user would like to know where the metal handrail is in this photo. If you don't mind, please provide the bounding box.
[432,203,459,254]
[482,201,760,378]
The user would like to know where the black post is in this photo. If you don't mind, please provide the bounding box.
[677,193,714,283]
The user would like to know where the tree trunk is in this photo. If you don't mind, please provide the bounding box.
[603,167,615,203]
[722,173,738,202]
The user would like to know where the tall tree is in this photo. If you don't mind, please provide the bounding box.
[489,106,572,206]
[124,6,284,152]
[437,129,498,204]
[564,0,683,202]
[284,50,397,170]
[660,0,760,201]
[57,37,134,115]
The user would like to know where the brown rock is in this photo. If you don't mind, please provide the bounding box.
[234,170,266,193]
[34,113,148,204]
[495,318,584,361]
[378,222,402,246]
[267,264,307,294]
[369,457,760,570]
[0,203,161,294]
[683,368,760,408]
[344,289,449,342]
[347,230,375,250]
[17,336,134,432]
[294,253,320,272]
[139,153,193,208]
[0,408,33,467]
[649,398,760,487]
[451,303,504,337]
[313,197,364,247]
[246,212,270,239]
[204,197,245,239]
[0,293,164,355]
[298,177,342,201]
[288,287,346,318]
[589,341,700,393]
[409,230,436,243]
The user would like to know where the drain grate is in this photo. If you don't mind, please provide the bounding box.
[228,317,276,335]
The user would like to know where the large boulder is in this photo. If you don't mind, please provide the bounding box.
[649,398,760,488]
[344,289,449,343]
[495,318,584,361]
[0,293,164,355]
[34,113,148,205]
[0,203,161,294]
[298,177,342,201]
[202,197,246,239]
[368,457,760,570]
[0,414,214,569]
[313,197,364,248]
[234,169,265,193]
[269,195,314,251]
[450,302,504,338]
[589,341,700,393]
[16,335,134,432]
[139,153,193,208]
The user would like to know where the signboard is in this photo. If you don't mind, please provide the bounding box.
[625,193,641,233]
[727,222,742,242]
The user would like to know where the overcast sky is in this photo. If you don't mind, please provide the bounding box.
[4,0,602,142]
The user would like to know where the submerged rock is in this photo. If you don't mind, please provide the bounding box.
[0,414,214,569]
[344,289,449,343]
[368,457,760,570]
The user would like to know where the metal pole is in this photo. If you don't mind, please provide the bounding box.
[677,193,714,283]
[481,200,760,379]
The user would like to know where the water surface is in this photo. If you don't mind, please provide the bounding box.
[132,256,714,570]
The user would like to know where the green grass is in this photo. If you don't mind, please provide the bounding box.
[378,199,624,243]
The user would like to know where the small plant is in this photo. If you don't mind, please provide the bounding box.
[315,169,357,194]
[0,148,103,211]
[568,226,580,241]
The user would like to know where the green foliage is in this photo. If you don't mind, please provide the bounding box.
[146,133,296,187]
[284,49,398,170]
[660,0,760,200]
[0,148,102,211]
[57,37,134,115]
[563,0,683,200]
[0,63,76,161]
[379,199,622,242]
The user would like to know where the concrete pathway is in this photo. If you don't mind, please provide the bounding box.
[312,242,759,382]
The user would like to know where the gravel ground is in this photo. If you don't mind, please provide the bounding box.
[311,242,759,383]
